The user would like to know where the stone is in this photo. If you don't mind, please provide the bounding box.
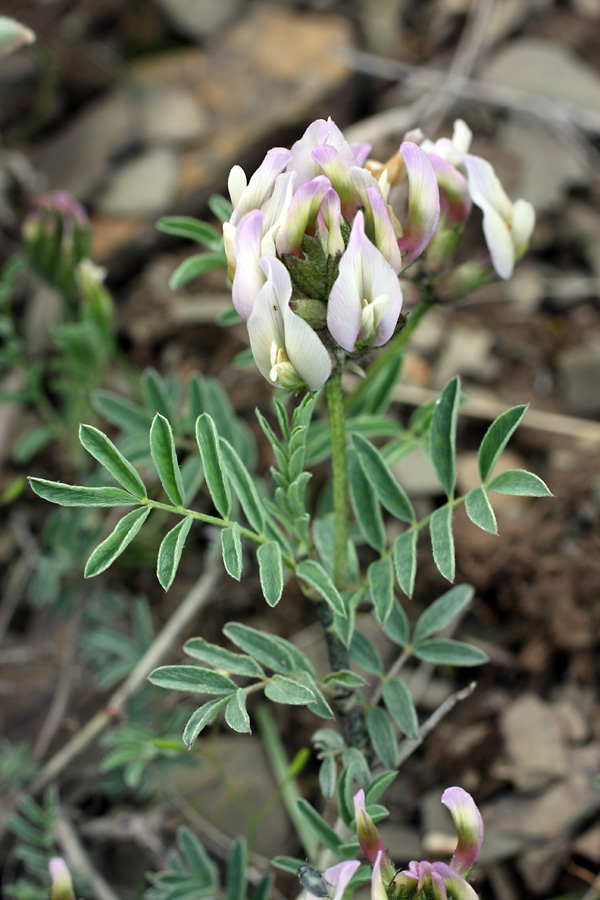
[391,448,440,497]
[497,118,588,214]
[498,693,568,792]
[138,86,210,144]
[433,326,497,388]
[96,147,179,217]
[481,38,600,110]
[556,344,600,418]
[152,0,241,40]
[34,91,136,201]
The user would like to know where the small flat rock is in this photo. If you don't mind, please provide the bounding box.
[481,37,600,110]
[433,326,497,388]
[139,86,210,144]
[498,693,568,792]
[482,743,600,848]
[481,38,600,111]
[96,148,179,217]
[516,839,568,894]
[556,344,600,418]
[34,91,136,201]
[497,118,588,214]
[152,0,241,40]
[391,448,440,497]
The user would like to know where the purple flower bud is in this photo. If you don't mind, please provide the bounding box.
[48,858,75,900]
[441,787,484,877]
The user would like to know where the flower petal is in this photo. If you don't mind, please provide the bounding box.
[371,851,389,900]
[367,184,403,273]
[275,175,331,256]
[431,863,480,900]
[228,165,247,208]
[323,860,361,900]
[247,257,331,391]
[427,154,472,225]
[230,147,291,225]
[512,198,535,261]
[318,188,344,256]
[441,787,484,876]
[353,789,388,866]
[232,211,266,320]
[327,211,402,351]
[398,142,440,264]
[312,144,357,217]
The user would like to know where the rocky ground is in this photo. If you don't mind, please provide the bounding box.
[0,1,599,899]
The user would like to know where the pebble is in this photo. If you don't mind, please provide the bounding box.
[556,344,600,418]
[481,37,600,110]
[152,0,241,40]
[139,86,210,144]
[433,326,498,388]
[498,693,568,792]
[96,148,179,217]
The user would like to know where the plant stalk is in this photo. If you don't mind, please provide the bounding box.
[326,370,349,594]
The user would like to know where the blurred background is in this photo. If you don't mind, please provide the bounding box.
[0,2,599,900]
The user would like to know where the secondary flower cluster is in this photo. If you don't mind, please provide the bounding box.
[223,118,534,392]
[304,788,484,900]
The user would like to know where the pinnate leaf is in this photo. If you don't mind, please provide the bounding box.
[412,584,475,643]
[488,469,552,497]
[351,433,415,523]
[478,405,528,483]
[412,638,488,667]
[79,425,147,498]
[182,697,230,747]
[257,542,284,607]
[149,665,237,694]
[382,678,419,739]
[85,506,150,577]
[430,376,460,498]
[221,523,243,580]
[367,556,395,625]
[429,504,455,582]
[296,559,346,617]
[366,707,399,769]
[29,478,138,507]
[195,413,231,518]
[465,487,498,534]
[150,413,185,506]
[225,690,251,734]
[264,675,315,705]
[157,517,193,590]
[393,529,417,598]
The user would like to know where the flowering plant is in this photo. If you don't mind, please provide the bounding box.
[29,116,547,900]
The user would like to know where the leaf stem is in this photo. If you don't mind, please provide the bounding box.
[326,370,349,593]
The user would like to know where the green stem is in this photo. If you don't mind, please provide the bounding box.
[326,370,349,593]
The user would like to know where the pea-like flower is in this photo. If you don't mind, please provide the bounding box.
[246,256,332,391]
[421,120,535,279]
[326,211,403,353]
[352,787,484,900]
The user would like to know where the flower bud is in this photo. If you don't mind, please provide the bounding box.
[22,191,91,296]
[354,790,395,883]
[49,858,75,900]
[441,787,484,877]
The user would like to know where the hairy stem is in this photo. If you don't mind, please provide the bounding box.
[326,370,349,593]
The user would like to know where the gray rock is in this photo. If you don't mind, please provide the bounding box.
[433,326,497,388]
[481,38,600,111]
[556,344,600,418]
[138,86,210,144]
[152,0,241,40]
[34,91,136,201]
[96,147,179,217]
[497,118,588,214]
[391,448,440,497]
[498,693,568,792]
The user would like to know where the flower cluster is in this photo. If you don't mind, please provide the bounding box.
[223,118,441,391]
[223,118,534,392]
[22,190,91,296]
[353,787,484,900]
